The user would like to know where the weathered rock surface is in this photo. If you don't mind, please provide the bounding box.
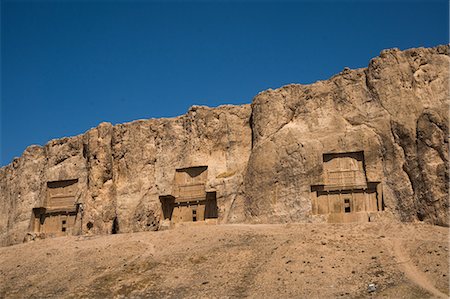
[0,105,252,245]
[0,45,448,246]
[243,45,449,226]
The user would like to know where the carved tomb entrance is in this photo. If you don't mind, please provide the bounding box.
[310,152,383,223]
[31,179,80,236]
[160,166,218,223]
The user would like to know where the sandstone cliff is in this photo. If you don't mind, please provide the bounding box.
[0,45,448,246]
[243,45,448,226]
[0,105,252,245]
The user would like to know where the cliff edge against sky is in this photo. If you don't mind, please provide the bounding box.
[0,45,448,246]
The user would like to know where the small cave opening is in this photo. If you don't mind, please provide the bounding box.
[417,211,425,222]
[111,217,119,234]
[87,221,94,230]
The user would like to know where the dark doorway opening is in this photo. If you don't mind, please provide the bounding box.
[159,195,175,220]
[344,199,351,213]
[205,192,218,219]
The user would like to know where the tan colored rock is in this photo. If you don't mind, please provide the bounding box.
[0,45,448,246]
[0,105,252,245]
[243,45,448,226]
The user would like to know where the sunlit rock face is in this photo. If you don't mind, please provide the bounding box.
[0,105,252,246]
[0,45,448,246]
[244,45,449,226]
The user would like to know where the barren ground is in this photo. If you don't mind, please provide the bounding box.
[0,222,448,298]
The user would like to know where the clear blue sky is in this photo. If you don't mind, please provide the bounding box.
[1,0,448,166]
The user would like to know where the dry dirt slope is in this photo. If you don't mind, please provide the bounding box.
[0,223,448,298]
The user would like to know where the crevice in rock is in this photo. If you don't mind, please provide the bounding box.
[249,112,255,150]
[389,120,419,221]
[54,156,69,166]
[111,216,119,234]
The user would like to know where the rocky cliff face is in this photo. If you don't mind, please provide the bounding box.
[0,45,448,246]
[0,105,252,245]
[243,45,449,225]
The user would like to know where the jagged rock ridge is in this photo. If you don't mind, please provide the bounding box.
[0,45,448,246]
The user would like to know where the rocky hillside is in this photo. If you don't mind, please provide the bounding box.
[0,223,448,298]
[0,45,448,246]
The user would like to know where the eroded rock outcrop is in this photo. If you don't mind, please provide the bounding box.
[0,105,252,245]
[0,45,448,246]
[243,45,448,226]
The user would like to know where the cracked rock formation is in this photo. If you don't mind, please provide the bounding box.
[0,45,448,246]
[244,45,449,226]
